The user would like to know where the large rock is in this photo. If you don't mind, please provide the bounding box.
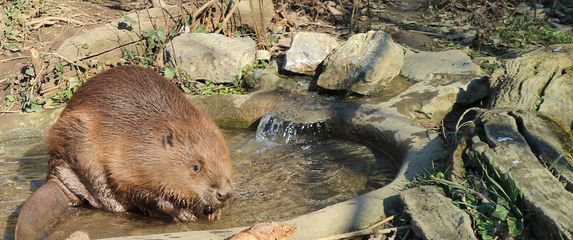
[400,50,482,82]
[316,30,404,95]
[165,33,256,83]
[400,186,477,240]
[488,44,573,130]
[56,6,180,63]
[468,109,573,239]
[283,32,338,75]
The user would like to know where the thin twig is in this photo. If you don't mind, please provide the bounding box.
[316,215,395,240]
[28,16,84,30]
[429,176,489,200]
[453,107,485,143]
[0,110,20,113]
[349,0,359,33]
[40,85,60,94]
[408,29,443,37]
[1,101,17,115]
[39,52,84,77]
[300,21,338,29]
[192,0,217,20]
[0,56,30,63]
[441,119,449,146]
[401,229,411,239]
[215,0,240,34]
[377,225,411,234]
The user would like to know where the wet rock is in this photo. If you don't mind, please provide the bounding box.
[400,50,482,83]
[400,186,477,240]
[56,6,179,63]
[488,44,573,130]
[237,0,274,31]
[189,90,286,129]
[316,30,404,95]
[283,32,339,75]
[469,109,573,239]
[165,33,256,83]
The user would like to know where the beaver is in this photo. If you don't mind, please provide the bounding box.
[15,65,234,239]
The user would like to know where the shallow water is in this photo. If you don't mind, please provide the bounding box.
[0,130,397,239]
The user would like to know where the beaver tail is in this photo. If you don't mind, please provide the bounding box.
[15,179,74,240]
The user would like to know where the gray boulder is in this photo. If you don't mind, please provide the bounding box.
[165,33,256,83]
[283,32,338,75]
[316,30,404,95]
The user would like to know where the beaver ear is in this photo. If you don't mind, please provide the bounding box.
[163,130,174,148]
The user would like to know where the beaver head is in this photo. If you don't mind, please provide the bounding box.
[111,114,233,221]
[155,118,233,218]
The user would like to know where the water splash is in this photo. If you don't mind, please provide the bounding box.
[255,113,328,144]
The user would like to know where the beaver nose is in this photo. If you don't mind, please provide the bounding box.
[216,190,232,202]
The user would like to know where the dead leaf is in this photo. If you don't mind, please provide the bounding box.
[230,222,296,240]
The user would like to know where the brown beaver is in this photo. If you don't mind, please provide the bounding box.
[15,65,234,239]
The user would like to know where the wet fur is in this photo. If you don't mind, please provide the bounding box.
[16,66,233,239]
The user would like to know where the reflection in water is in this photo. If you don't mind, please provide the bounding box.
[0,130,397,239]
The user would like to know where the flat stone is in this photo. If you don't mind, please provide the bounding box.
[165,33,256,83]
[400,186,477,240]
[283,32,338,75]
[316,30,404,95]
[473,109,573,239]
[56,6,180,63]
[400,50,482,83]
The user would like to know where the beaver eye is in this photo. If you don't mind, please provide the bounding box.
[193,164,201,173]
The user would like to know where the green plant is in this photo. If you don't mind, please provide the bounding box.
[19,65,44,112]
[1,0,46,51]
[494,14,573,47]
[2,1,28,51]
[409,158,527,239]
[236,59,269,80]
[3,94,15,109]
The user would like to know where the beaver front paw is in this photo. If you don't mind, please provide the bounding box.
[157,199,197,222]
[204,206,222,221]
[173,208,197,222]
